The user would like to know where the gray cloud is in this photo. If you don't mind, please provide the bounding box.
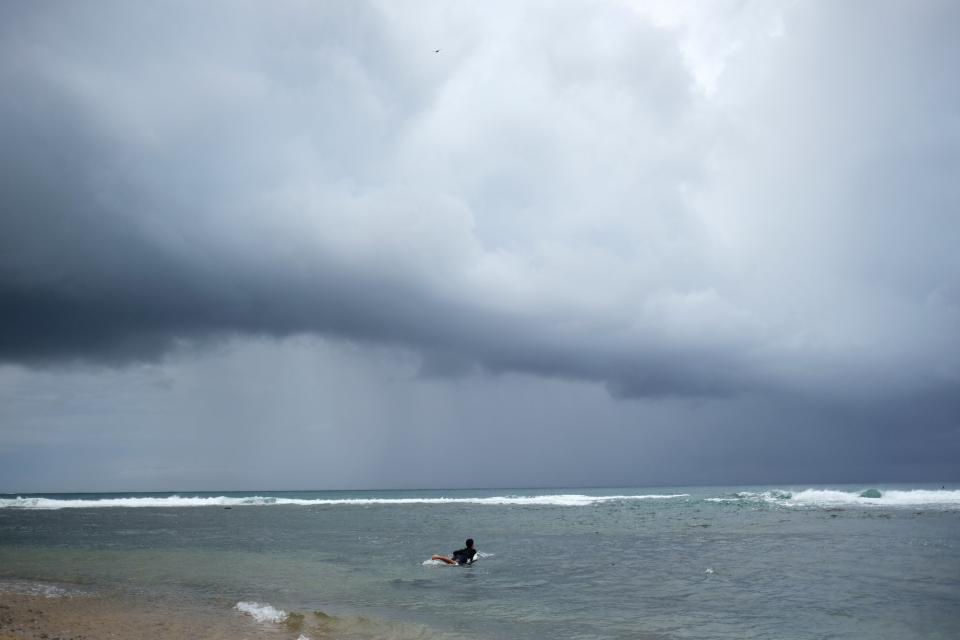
[1,0,958,413]
[3,334,956,493]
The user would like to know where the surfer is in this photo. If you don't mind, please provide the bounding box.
[431,538,477,565]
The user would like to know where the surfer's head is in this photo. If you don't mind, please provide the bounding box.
[465,538,474,548]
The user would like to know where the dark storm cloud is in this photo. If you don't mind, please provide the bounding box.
[1,0,958,407]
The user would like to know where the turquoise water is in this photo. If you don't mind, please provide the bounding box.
[1,485,959,639]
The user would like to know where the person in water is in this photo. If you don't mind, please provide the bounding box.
[432,538,477,565]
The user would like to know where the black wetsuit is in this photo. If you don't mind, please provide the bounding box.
[451,547,476,565]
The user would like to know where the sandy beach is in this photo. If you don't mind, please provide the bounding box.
[0,587,456,640]
[0,592,296,640]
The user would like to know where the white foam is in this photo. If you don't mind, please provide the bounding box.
[0,493,689,510]
[235,601,288,623]
[709,488,960,509]
[705,490,789,504]
[0,580,84,598]
[787,489,960,508]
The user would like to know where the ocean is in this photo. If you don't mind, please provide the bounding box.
[1,485,958,639]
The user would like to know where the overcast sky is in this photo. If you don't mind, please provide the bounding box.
[1,0,958,492]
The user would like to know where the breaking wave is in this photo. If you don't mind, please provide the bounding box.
[235,601,288,623]
[708,488,960,509]
[0,493,689,510]
[788,488,960,507]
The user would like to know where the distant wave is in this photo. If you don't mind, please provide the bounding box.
[0,493,689,510]
[708,488,960,509]
[788,488,960,507]
[5,489,955,510]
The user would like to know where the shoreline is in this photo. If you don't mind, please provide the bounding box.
[0,590,275,640]
[0,582,460,640]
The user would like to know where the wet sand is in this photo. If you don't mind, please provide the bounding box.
[0,593,289,640]
[0,590,456,640]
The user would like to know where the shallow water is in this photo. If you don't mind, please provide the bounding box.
[1,485,959,639]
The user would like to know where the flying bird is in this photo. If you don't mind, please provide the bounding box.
[434,49,440,53]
